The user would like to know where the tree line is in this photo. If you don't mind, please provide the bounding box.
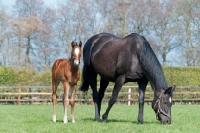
[0,0,200,72]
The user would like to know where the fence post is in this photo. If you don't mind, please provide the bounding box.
[128,88,131,105]
[18,86,21,105]
[29,88,32,104]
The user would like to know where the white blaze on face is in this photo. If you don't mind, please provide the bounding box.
[169,97,172,103]
[74,48,80,66]
[75,48,80,57]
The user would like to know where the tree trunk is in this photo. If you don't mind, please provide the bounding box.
[25,35,31,69]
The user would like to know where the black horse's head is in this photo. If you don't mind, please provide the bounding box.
[152,86,176,124]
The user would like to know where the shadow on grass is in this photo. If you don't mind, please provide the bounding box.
[82,117,158,124]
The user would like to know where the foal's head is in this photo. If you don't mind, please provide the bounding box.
[152,86,175,124]
[71,41,82,67]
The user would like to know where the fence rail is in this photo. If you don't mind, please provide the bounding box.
[0,86,200,105]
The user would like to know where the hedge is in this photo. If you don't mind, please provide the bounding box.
[1,66,200,101]
[1,66,200,86]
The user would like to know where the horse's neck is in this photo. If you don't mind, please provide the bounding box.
[148,71,168,93]
[149,80,167,99]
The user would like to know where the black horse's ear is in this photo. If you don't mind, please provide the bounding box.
[79,41,82,47]
[71,41,75,47]
[165,85,176,95]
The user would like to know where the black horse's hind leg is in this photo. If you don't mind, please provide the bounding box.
[102,75,125,123]
[137,80,148,124]
[98,78,109,117]
[89,71,99,121]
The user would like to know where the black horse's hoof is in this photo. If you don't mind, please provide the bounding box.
[138,120,144,124]
[102,114,107,123]
[95,118,100,122]
[102,120,107,123]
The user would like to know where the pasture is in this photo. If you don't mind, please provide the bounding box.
[0,104,199,133]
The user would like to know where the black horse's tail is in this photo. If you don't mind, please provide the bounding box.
[79,37,95,92]
[79,65,90,92]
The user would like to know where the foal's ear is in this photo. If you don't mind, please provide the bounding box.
[165,85,176,95]
[71,41,75,47]
[79,41,82,47]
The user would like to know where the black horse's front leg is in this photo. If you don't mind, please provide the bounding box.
[98,78,109,118]
[137,80,148,124]
[102,75,125,123]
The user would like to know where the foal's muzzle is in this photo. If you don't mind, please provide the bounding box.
[74,59,80,67]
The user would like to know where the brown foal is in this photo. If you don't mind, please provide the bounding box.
[52,41,82,123]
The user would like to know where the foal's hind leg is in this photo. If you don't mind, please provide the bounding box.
[70,84,77,123]
[63,82,70,124]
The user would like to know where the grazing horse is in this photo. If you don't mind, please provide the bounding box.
[52,41,82,123]
[79,33,175,124]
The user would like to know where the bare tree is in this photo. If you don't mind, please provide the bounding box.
[97,0,131,37]
[175,0,200,66]
[13,0,45,69]
[128,0,151,34]
[148,0,182,66]
[33,7,58,71]
[0,1,12,66]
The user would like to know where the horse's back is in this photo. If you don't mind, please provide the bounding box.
[52,58,69,71]
[84,33,145,82]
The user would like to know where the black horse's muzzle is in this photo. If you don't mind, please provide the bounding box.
[153,91,171,124]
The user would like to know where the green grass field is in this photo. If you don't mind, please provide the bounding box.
[0,104,199,133]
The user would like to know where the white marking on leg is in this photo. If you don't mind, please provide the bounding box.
[63,115,68,124]
[72,119,75,123]
[52,115,56,122]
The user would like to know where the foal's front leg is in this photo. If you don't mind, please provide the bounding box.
[52,80,59,122]
[63,82,70,124]
[70,84,77,123]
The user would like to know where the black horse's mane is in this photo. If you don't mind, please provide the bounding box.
[139,35,168,91]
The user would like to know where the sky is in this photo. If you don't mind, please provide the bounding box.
[0,0,180,66]
[1,0,55,9]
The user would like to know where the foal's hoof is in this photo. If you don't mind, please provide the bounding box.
[63,116,68,124]
[63,120,68,124]
[72,120,75,123]
[52,115,56,122]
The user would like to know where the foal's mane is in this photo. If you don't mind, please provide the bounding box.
[139,35,168,91]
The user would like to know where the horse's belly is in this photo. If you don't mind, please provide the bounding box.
[126,72,145,82]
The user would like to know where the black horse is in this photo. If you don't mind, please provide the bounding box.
[80,33,175,124]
